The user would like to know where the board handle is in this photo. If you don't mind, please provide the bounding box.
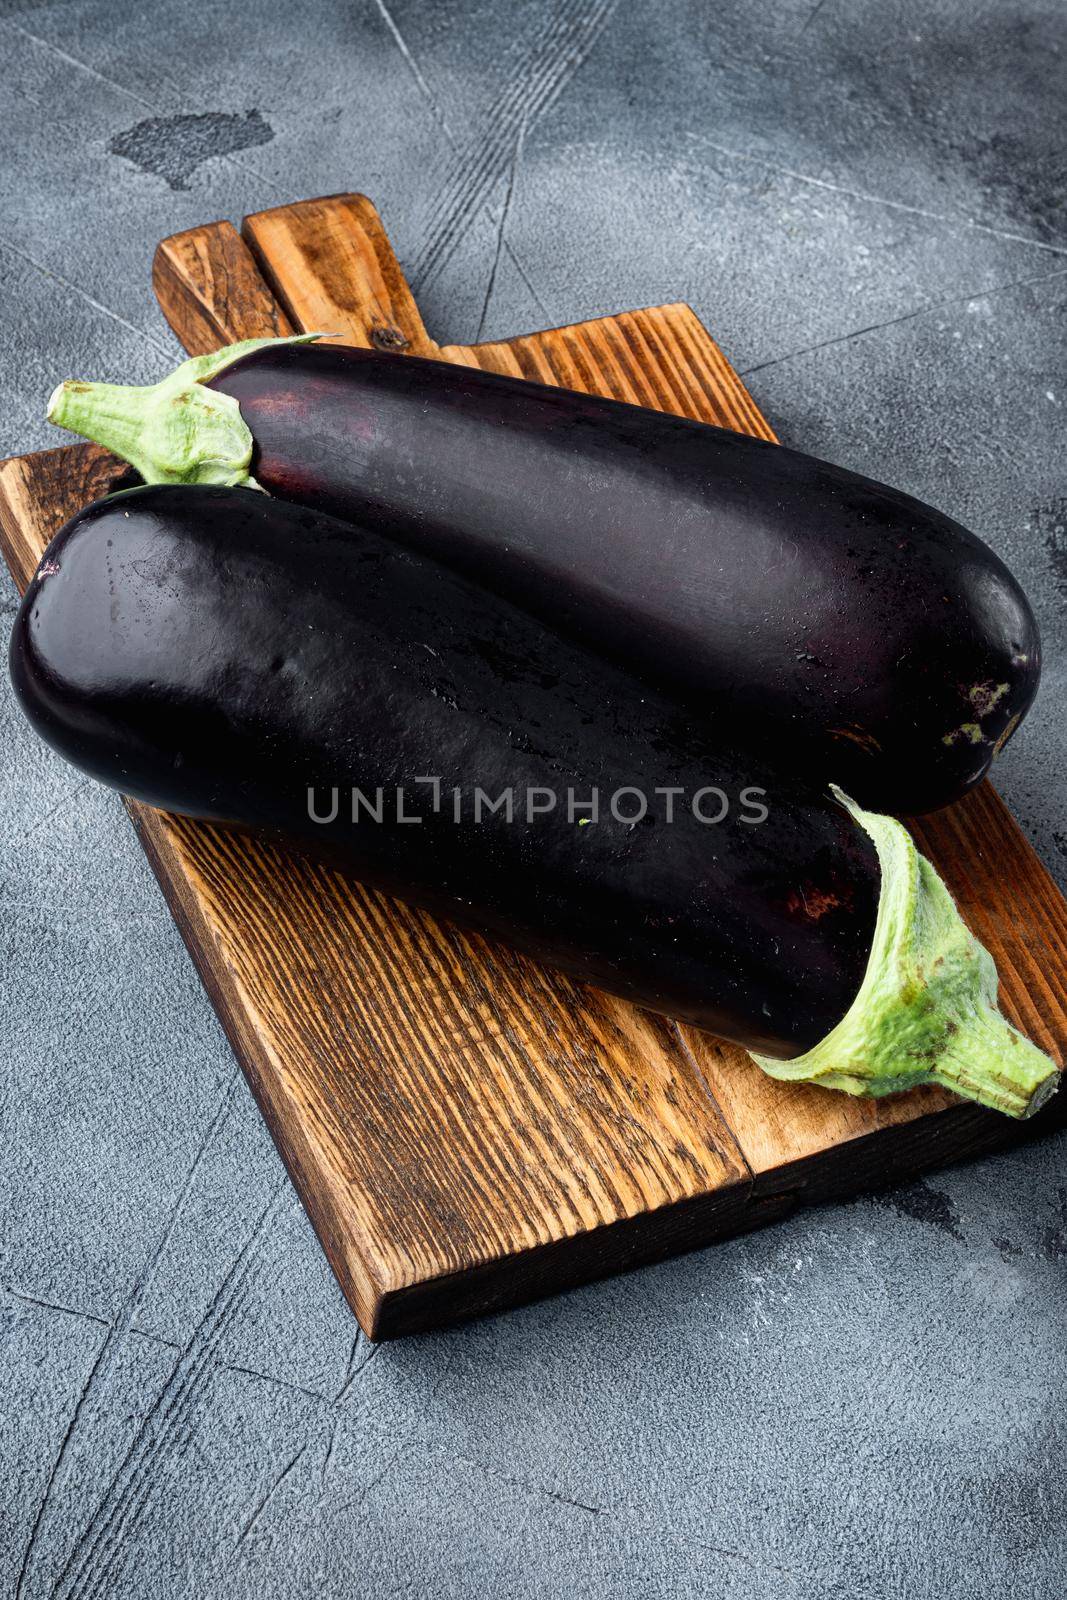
[153,221,294,355]
[242,194,440,356]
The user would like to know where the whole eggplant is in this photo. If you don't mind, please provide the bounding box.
[10,485,1057,1116]
[49,337,1041,814]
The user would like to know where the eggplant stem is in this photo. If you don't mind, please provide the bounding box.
[752,787,1060,1118]
[46,333,325,488]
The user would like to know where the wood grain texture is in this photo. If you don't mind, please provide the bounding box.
[152,220,294,357]
[448,303,778,439]
[3,191,1065,1338]
[243,194,438,356]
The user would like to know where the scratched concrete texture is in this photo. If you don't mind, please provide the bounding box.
[1,0,1065,1595]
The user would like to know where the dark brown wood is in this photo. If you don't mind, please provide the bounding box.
[0,443,129,588]
[2,192,1064,1339]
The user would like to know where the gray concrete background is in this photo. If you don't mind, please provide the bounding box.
[1,1,1065,1595]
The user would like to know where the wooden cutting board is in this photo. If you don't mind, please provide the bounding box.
[2,194,1065,1339]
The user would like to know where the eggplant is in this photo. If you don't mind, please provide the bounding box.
[9,484,1056,1116]
[49,335,1041,815]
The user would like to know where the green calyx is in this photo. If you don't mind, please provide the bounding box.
[752,787,1059,1118]
[46,333,326,489]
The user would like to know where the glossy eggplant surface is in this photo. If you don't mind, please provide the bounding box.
[207,342,1040,813]
[11,484,881,1059]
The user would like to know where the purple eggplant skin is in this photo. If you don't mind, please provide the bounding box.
[205,343,1042,816]
[10,485,880,1058]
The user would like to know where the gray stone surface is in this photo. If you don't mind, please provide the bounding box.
[1,0,1065,1594]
